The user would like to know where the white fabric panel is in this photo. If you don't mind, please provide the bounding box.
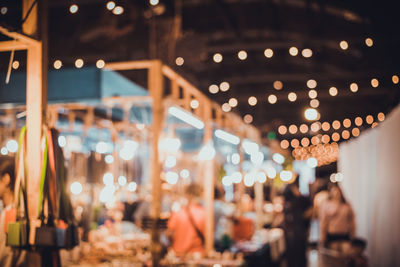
[339,105,400,267]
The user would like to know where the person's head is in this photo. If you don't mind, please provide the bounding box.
[185,183,203,204]
[283,183,300,201]
[0,158,16,204]
[351,238,367,255]
[328,183,346,203]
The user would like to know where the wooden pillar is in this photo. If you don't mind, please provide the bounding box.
[203,99,215,254]
[254,181,264,230]
[148,60,164,267]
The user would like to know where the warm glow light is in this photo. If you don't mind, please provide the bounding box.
[290,139,299,148]
[355,117,363,126]
[168,106,204,129]
[220,81,230,92]
[304,108,318,121]
[311,136,320,145]
[392,75,399,84]
[273,81,283,90]
[150,0,159,5]
[248,96,257,106]
[307,157,318,168]
[307,79,317,89]
[308,90,317,99]
[332,120,341,130]
[321,134,330,144]
[268,94,277,104]
[1,7,8,15]
[310,99,319,108]
[244,114,253,124]
[289,47,298,56]
[350,83,358,92]
[190,99,199,109]
[322,122,330,131]
[54,60,62,69]
[301,137,310,147]
[175,57,184,66]
[106,1,116,10]
[300,124,308,133]
[228,98,238,107]
[213,53,223,63]
[343,118,351,128]
[278,125,287,135]
[339,40,348,50]
[329,87,338,96]
[372,122,378,128]
[332,132,340,142]
[75,59,84,68]
[264,48,273,58]
[288,92,297,102]
[238,50,247,60]
[215,129,240,145]
[69,4,78,13]
[12,61,19,69]
[113,5,124,14]
[377,112,385,122]
[366,115,374,124]
[365,38,373,47]
[371,78,379,88]
[302,48,313,58]
[280,140,289,149]
[96,59,105,69]
[289,124,298,134]
[311,122,321,132]
[342,130,350,139]
[222,103,231,112]
[70,182,83,195]
[209,84,219,94]
[352,128,360,137]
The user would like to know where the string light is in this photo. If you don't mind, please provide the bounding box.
[288,92,297,102]
[209,84,219,94]
[311,136,320,145]
[219,82,230,92]
[1,7,7,15]
[302,48,313,58]
[149,0,159,6]
[69,4,78,14]
[213,53,223,63]
[350,83,358,92]
[332,120,341,130]
[365,38,373,47]
[342,130,350,139]
[106,1,116,10]
[248,96,257,106]
[392,75,399,84]
[96,59,105,69]
[329,87,338,96]
[175,57,184,66]
[310,99,319,108]
[339,40,349,50]
[280,140,289,149]
[278,125,287,135]
[113,6,124,15]
[301,137,310,147]
[299,124,308,134]
[244,114,253,124]
[321,134,330,144]
[343,118,351,128]
[53,60,62,69]
[304,108,318,121]
[12,61,19,69]
[311,122,321,132]
[289,47,298,56]
[264,48,273,58]
[377,112,385,122]
[372,122,378,128]
[75,59,84,68]
[352,128,360,137]
[291,139,300,148]
[190,99,199,109]
[268,94,277,104]
[238,50,247,60]
[273,81,283,90]
[322,122,330,131]
[222,103,231,112]
[371,78,379,88]
[366,115,374,124]
[332,132,340,142]
[228,98,238,107]
[308,90,318,99]
[307,79,317,89]
[289,124,298,134]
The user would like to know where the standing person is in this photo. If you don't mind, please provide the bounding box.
[319,183,356,253]
[283,182,312,267]
[0,158,26,267]
[167,184,205,257]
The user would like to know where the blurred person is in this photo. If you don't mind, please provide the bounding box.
[347,238,369,267]
[0,158,26,266]
[309,179,330,244]
[320,183,356,253]
[283,182,312,267]
[167,184,205,257]
[232,194,255,242]
[214,186,233,251]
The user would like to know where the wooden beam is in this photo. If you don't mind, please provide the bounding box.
[0,40,28,52]
[105,60,154,70]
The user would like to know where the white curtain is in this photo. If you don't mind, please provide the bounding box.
[339,105,400,267]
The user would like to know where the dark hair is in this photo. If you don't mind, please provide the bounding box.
[351,238,367,249]
[328,183,346,203]
[0,157,16,191]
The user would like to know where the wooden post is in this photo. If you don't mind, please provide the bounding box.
[148,60,164,267]
[202,99,215,254]
[254,181,264,230]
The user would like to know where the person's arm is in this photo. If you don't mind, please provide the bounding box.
[348,205,356,238]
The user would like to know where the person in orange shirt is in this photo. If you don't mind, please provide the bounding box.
[167,184,205,257]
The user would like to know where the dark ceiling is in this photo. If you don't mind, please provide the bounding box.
[1,0,400,144]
